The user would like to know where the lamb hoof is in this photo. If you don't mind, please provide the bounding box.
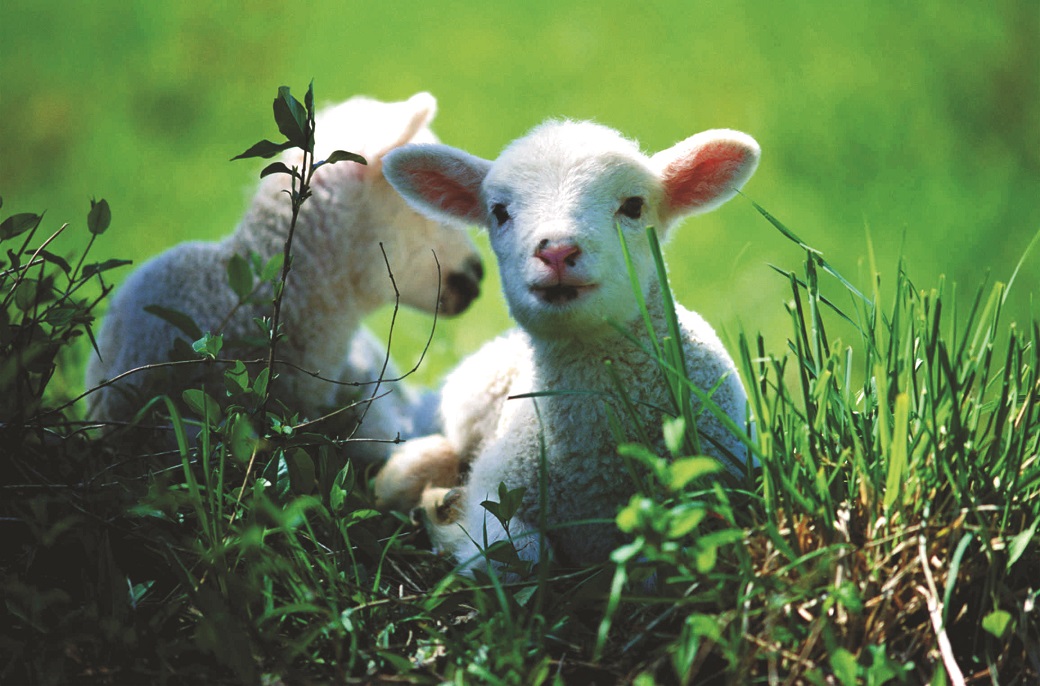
[373,434,460,513]
[418,486,464,526]
[436,487,464,523]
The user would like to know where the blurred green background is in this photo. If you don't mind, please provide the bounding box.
[2,1,1037,391]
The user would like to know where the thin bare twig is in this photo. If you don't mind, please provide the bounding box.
[337,244,442,443]
[917,533,965,686]
[291,389,393,432]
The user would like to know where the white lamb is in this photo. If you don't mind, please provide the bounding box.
[86,93,483,461]
[376,120,760,568]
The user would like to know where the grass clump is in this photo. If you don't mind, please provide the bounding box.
[589,211,1038,683]
[0,84,1036,684]
[729,206,1039,682]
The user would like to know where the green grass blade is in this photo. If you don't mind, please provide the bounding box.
[882,393,910,511]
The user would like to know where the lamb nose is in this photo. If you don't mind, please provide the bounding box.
[535,243,581,272]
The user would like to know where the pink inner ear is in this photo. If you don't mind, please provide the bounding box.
[663,142,749,210]
[408,168,481,218]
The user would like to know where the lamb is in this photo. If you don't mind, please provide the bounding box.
[86,93,484,461]
[375,119,760,569]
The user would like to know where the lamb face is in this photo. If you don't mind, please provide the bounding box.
[361,168,484,316]
[358,96,484,317]
[276,92,484,318]
[482,121,663,340]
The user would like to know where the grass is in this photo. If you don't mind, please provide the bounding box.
[1,178,1036,683]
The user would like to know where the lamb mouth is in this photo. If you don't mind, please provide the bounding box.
[532,284,597,305]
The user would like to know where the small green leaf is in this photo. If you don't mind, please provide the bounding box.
[304,80,314,114]
[347,508,380,523]
[610,538,644,564]
[480,484,526,526]
[82,258,133,278]
[285,448,316,494]
[667,456,723,491]
[692,529,742,572]
[43,306,79,327]
[324,150,367,166]
[34,249,71,275]
[271,452,292,498]
[261,253,284,281]
[144,304,203,340]
[330,463,355,513]
[87,198,111,234]
[182,388,220,427]
[513,584,537,607]
[13,280,37,311]
[981,609,1013,640]
[616,495,654,533]
[693,541,718,572]
[226,253,253,300]
[617,442,663,470]
[829,647,859,686]
[192,332,223,359]
[484,539,523,566]
[1007,518,1039,570]
[666,504,706,539]
[252,367,270,398]
[662,416,685,456]
[274,87,307,149]
[480,499,504,523]
[231,139,293,161]
[0,212,41,240]
[224,360,249,395]
[228,413,257,463]
[499,482,525,519]
[864,644,910,684]
[832,581,864,614]
[329,485,346,513]
[259,161,297,179]
[684,614,721,642]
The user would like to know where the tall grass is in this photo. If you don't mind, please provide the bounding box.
[581,210,1038,682]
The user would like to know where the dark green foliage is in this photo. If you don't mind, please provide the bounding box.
[0,198,113,422]
[0,197,147,683]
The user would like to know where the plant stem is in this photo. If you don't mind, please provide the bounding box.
[259,123,315,421]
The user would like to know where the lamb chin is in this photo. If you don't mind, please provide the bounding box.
[532,284,596,306]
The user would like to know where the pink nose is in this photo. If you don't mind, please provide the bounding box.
[535,243,581,274]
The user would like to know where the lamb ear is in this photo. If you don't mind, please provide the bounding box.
[382,144,492,227]
[369,92,438,169]
[651,129,760,224]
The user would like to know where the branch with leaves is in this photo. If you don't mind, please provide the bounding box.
[231,82,366,420]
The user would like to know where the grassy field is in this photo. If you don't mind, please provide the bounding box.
[1,2,1038,684]
[2,1,1037,386]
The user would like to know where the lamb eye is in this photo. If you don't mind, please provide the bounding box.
[491,203,510,226]
[618,197,644,219]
